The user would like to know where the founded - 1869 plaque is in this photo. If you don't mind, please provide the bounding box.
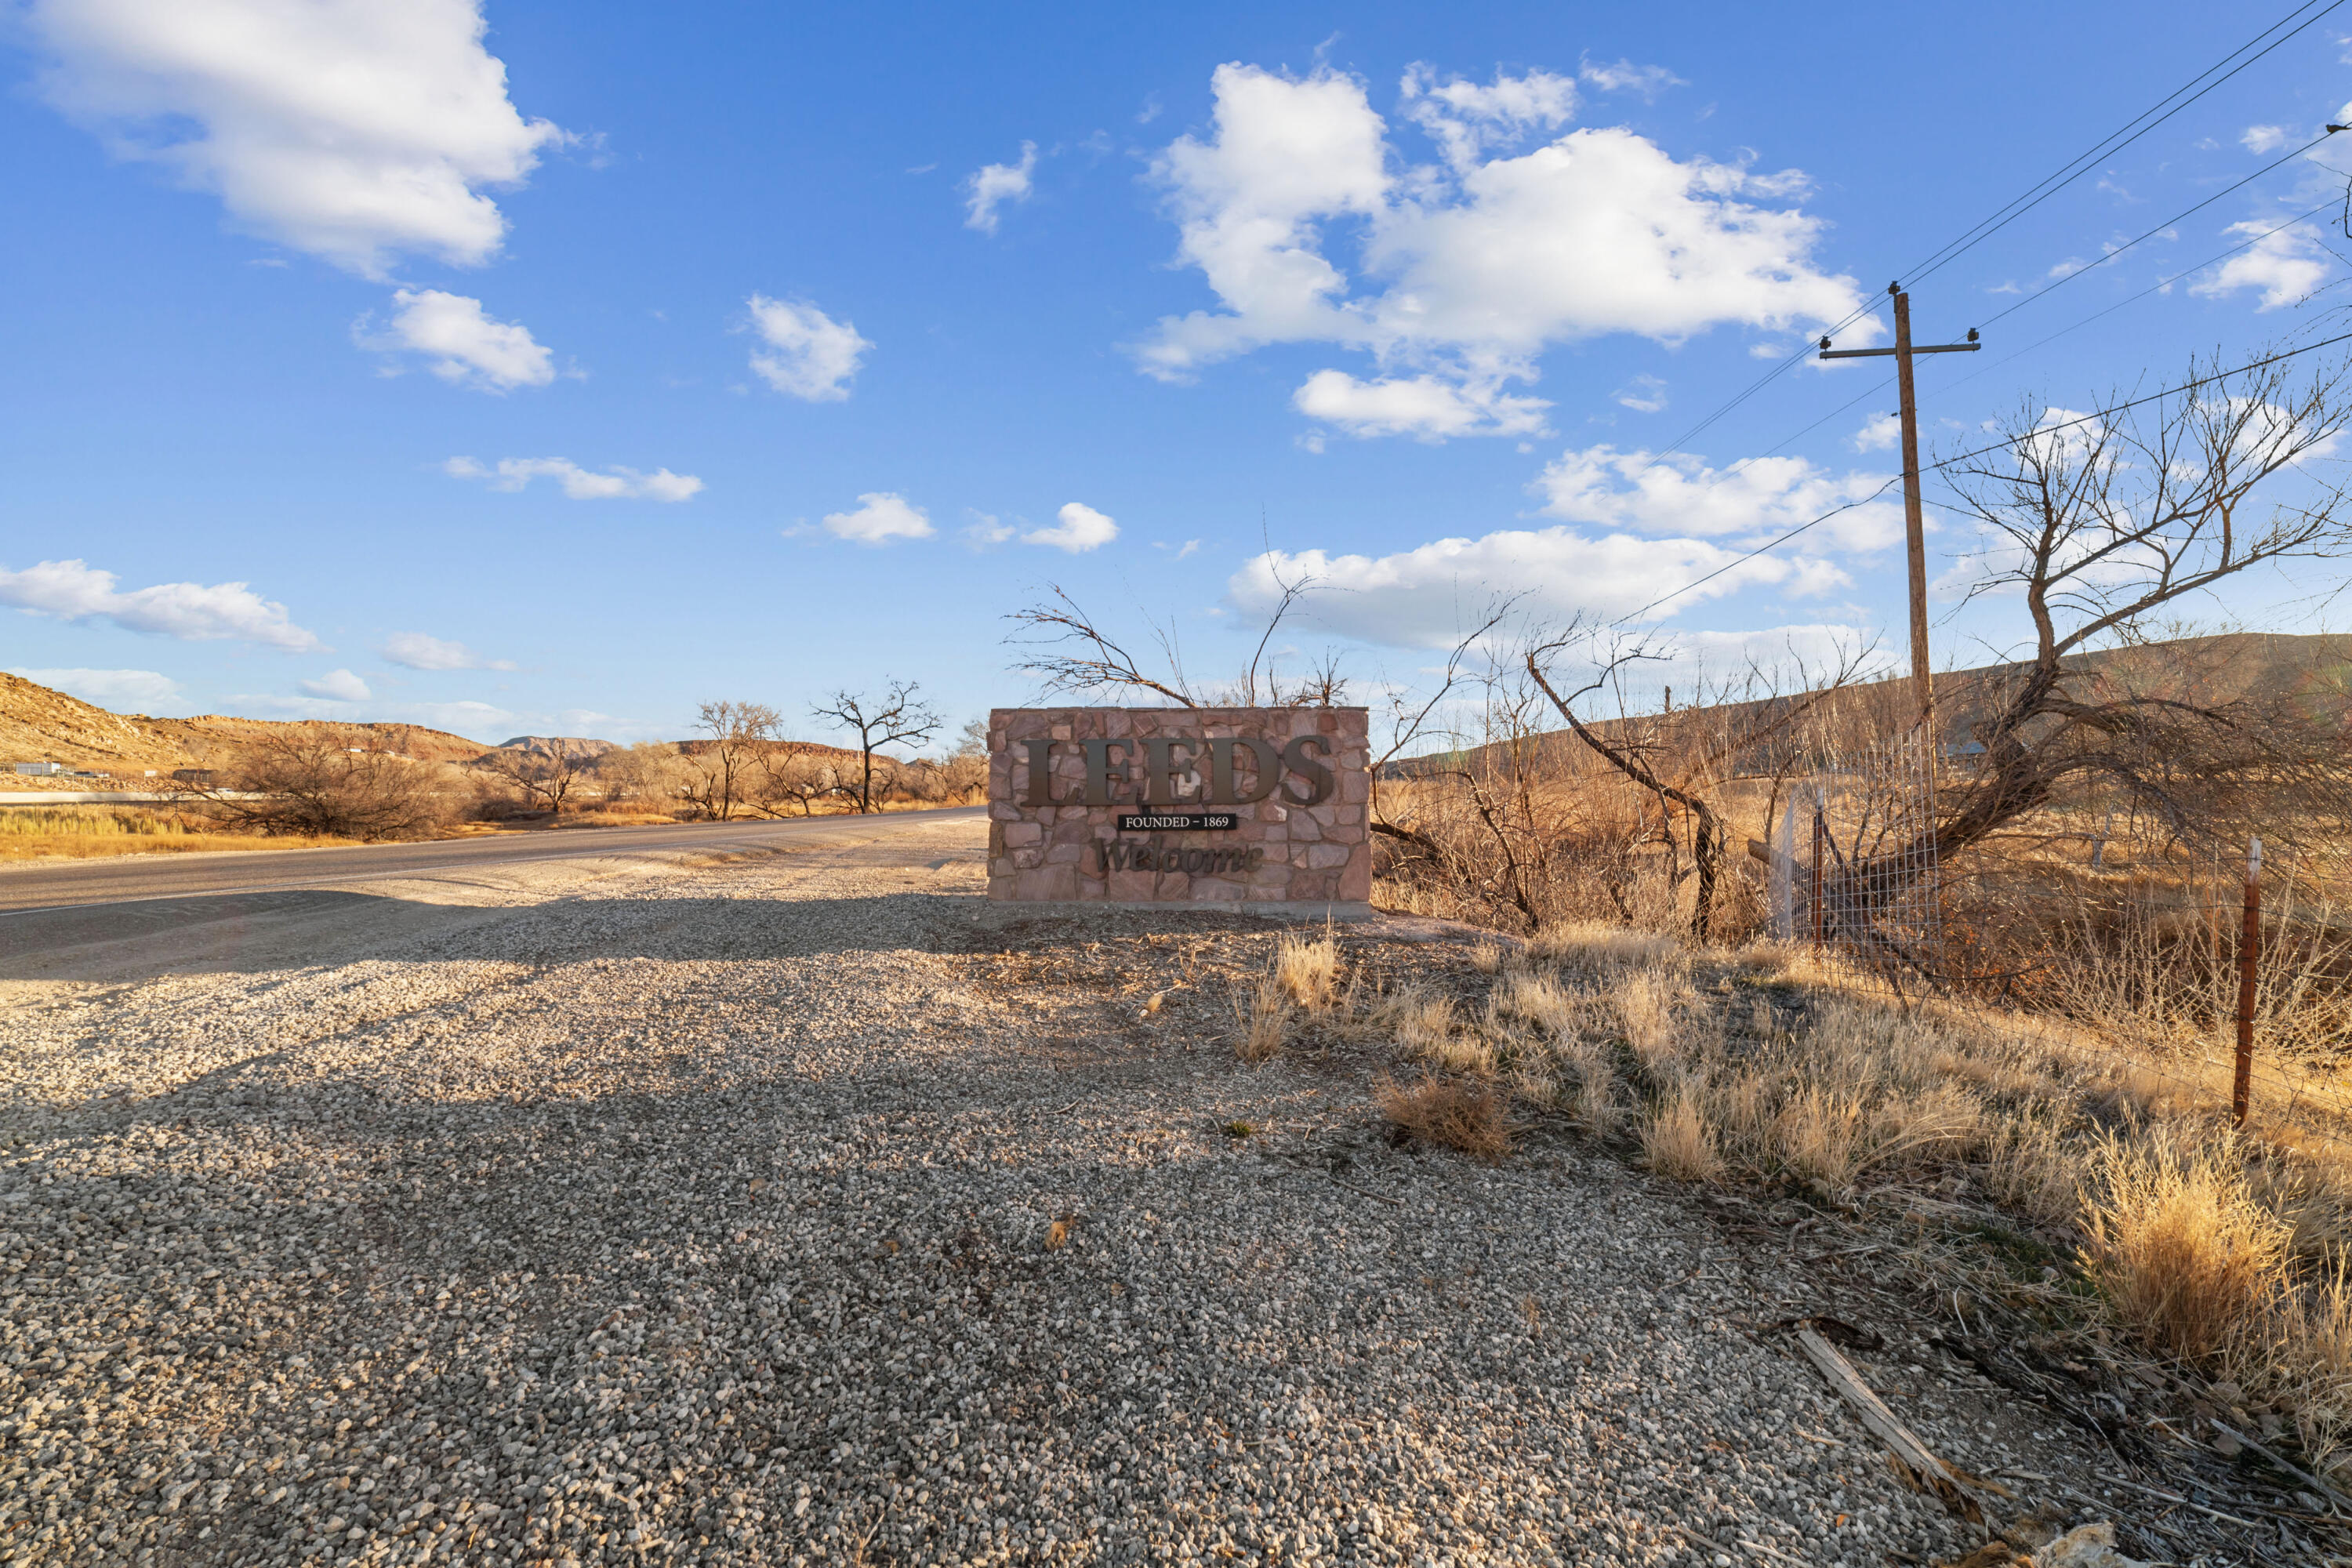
[985,707,1371,909]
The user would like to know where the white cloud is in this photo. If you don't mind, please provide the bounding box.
[299,667,371,702]
[1137,64,1866,434]
[964,141,1037,233]
[1228,527,1842,648]
[359,289,555,390]
[2190,220,2330,310]
[963,511,1015,546]
[1399,63,1577,172]
[1536,444,1904,553]
[2241,125,2292,154]
[0,558,320,651]
[444,456,702,501]
[233,693,511,733]
[379,630,512,671]
[1613,374,1668,413]
[24,0,563,279]
[744,295,870,401]
[821,492,934,546]
[1578,56,1686,99]
[1293,368,1550,439]
[1851,412,1901,452]
[1022,503,1120,553]
[5,666,181,711]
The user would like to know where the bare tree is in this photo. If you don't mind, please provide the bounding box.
[749,747,841,817]
[1913,348,2352,877]
[1007,555,1346,706]
[811,681,942,813]
[593,742,695,813]
[179,735,450,840]
[1523,629,1877,941]
[474,741,589,815]
[681,701,781,821]
[942,717,989,800]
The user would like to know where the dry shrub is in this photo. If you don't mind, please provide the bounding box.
[1276,930,1341,1009]
[1375,1074,1515,1162]
[2079,1130,2289,1366]
[190,736,459,840]
[1233,979,1287,1064]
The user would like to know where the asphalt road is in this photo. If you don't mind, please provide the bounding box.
[0,806,988,916]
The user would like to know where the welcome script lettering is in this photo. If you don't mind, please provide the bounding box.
[1096,841,1265,875]
[1016,734,1335,808]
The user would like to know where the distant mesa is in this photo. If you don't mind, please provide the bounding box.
[488,735,619,760]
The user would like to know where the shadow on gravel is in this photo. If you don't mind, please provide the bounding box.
[0,887,1344,987]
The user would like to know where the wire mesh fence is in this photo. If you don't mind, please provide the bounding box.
[1767,730,1947,986]
[1756,745,2352,1159]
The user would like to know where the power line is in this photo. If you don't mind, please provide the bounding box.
[1928,326,2352,473]
[1633,0,2343,477]
[1973,130,2341,331]
[1903,0,2348,289]
[1633,199,2339,531]
[1615,477,1904,625]
[1621,328,2352,624]
[1923,198,2341,403]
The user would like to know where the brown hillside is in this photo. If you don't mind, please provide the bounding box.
[0,671,201,775]
[0,671,492,782]
[1392,631,2352,776]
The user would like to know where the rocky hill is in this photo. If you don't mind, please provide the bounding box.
[0,670,492,782]
[490,735,621,760]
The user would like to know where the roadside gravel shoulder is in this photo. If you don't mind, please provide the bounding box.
[0,815,2158,1566]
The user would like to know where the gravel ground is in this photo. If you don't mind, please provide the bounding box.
[0,816,2183,1566]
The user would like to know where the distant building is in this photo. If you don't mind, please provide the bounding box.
[171,768,217,785]
[11,761,64,776]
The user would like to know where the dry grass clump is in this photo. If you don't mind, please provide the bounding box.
[1232,979,1288,1065]
[1374,1073,1515,1162]
[2080,1130,2289,1366]
[1275,930,1341,1009]
[1642,1083,1722,1182]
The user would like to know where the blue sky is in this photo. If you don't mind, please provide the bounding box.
[4,0,2350,747]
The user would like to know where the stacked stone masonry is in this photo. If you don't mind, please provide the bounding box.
[987,706,1371,906]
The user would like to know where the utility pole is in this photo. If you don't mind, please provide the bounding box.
[1818,285,1978,735]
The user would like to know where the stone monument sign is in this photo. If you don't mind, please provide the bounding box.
[986,707,1371,909]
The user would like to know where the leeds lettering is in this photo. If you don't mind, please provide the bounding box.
[1016,733,1333,807]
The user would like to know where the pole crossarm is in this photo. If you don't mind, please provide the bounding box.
[1802,284,1982,735]
[1818,343,1980,359]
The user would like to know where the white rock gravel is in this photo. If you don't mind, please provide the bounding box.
[0,817,2118,1565]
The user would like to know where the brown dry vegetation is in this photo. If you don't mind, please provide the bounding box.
[1237,922,2352,1481]
[0,807,350,860]
[1360,648,2352,1479]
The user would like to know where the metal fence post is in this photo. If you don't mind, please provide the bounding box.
[2234,836,2262,1128]
[1810,808,1827,953]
